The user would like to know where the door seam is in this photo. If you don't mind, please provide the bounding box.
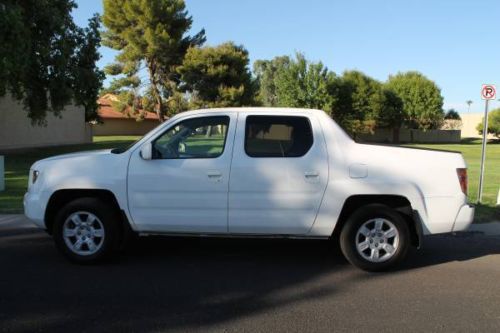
[226,113,240,233]
[305,115,330,235]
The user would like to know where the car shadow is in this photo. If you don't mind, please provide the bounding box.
[120,231,500,273]
[0,231,350,332]
[1,229,499,332]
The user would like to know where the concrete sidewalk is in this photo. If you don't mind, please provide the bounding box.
[1,214,500,236]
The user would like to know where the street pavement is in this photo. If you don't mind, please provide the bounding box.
[1,215,500,332]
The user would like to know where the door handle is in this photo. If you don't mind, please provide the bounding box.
[304,171,319,178]
[207,170,223,181]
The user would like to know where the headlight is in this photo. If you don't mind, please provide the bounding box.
[32,170,40,184]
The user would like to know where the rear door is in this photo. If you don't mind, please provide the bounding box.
[228,112,329,235]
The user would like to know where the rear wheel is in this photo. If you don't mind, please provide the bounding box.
[340,204,410,272]
[53,198,120,264]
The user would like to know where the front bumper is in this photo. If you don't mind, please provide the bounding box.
[452,204,475,232]
[23,191,46,228]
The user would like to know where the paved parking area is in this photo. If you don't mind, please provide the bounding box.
[1,215,500,332]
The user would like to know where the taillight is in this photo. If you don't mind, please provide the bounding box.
[456,168,468,195]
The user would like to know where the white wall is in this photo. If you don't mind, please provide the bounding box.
[92,118,159,136]
[460,113,495,139]
[0,95,92,150]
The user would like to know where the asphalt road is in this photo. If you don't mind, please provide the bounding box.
[1,216,500,332]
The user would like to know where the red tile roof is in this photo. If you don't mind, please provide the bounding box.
[98,94,160,121]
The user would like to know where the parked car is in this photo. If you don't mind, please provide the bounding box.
[24,108,474,271]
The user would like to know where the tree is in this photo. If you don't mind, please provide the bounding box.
[466,100,473,113]
[73,15,106,121]
[476,108,500,138]
[273,53,337,111]
[334,71,391,136]
[386,71,444,130]
[102,0,205,121]
[0,0,104,124]
[253,53,336,112]
[444,109,461,120]
[177,42,256,108]
[253,56,291,106]
[378,88,404,142]
[442,109,462,130]
[253,55,405,139]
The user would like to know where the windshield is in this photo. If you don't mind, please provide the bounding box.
[110,137,144,154]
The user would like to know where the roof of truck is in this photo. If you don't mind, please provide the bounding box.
[180,107,328,115]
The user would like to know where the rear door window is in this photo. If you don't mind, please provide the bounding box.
[245,116,313,157]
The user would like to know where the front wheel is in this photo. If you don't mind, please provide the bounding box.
[340,204,410,272]
[53,198,119,264]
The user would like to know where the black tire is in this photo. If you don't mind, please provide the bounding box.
[339,204,410,272]
[53,197,120,264]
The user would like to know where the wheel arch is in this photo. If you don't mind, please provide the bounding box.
[44,189,126,234]
[332,194,422,248]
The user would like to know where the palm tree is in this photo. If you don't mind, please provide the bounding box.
[466,100,473,113]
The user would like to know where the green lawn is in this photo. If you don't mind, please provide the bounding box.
[0,136,498,223]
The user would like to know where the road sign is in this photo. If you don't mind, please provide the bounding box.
[477,84,495,203]
[481,84,496,100]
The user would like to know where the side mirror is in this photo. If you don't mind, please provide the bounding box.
[140,143,153,160]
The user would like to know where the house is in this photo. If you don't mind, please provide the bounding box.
[93,94,161,136]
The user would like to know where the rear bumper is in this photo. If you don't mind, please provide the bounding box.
[452,204,475,232]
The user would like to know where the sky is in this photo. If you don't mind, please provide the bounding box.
[72,0,500,114]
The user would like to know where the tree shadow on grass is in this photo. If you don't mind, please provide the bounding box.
[460,137,500,145]
[460,137,481,144]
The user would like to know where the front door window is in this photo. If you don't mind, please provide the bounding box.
[153,116,230,159]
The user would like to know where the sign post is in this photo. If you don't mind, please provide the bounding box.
[0,156,4,192]
[478,84,496,203]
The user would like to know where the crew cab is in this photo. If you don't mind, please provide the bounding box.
[24,108,475,271]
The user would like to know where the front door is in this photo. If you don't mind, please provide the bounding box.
[127,113,236,233]
[228,113,329,235]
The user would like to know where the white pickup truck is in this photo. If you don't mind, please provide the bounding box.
[24,108,474,271]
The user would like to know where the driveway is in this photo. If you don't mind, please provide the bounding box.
[1,215,500,332]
